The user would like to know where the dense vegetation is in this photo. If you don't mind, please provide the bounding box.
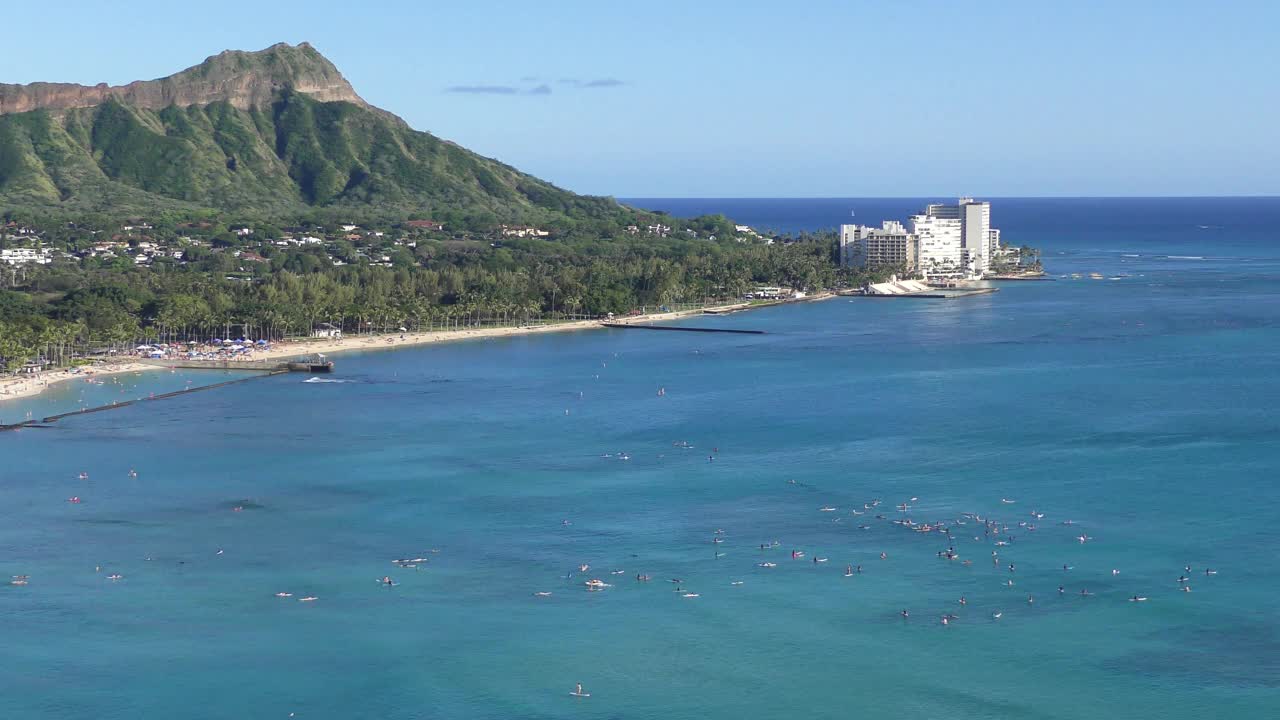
[0,213,895,371]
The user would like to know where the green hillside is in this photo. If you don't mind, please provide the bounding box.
[0,86,627,224]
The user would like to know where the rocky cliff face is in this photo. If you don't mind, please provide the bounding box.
[0,42,366,115]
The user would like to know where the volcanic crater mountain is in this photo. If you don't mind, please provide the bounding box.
[0,42,622,221]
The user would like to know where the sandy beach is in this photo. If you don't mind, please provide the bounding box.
[0,296,830,406]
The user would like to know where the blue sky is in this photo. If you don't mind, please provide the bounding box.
[7,1,1276,197]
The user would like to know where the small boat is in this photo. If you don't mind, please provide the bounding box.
[583,579,611,589]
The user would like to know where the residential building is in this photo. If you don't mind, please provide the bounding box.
[839,221,917,271]
[0,248,52,265]
[910,214,964,278]
[922,197,993,274]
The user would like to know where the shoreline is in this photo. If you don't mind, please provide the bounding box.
[0,294,832,406]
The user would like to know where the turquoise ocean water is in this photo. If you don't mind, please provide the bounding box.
[3,198,1279,719]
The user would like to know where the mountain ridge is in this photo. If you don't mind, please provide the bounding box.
[0,43,633,224]
[0,43,366,116]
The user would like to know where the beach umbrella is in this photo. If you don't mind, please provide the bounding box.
[136,345,152,350]
[256,339,269,345]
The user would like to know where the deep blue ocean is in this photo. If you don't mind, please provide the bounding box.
[4,198,1279,719]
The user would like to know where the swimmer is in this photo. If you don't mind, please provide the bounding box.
[1027,595,1034,604]
[1058,586,1065,594]
[959,596,967,606]
[901,610,910,618]
[1181,585,1192,592]
[381,576,395,586]
[880,552,887,560]
[992,612,1003,619]
[1112,569,1120,576]
[845,565,853,577]
[275,592,292,598]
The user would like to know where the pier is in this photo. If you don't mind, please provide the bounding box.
[135,355,334,373]
[839,287,1000,299]
[601,323,765,335]
[0,372,287,432]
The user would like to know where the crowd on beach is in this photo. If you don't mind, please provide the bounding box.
[130,339,275,361]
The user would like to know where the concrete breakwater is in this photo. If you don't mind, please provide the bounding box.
[135,358,334,372]
[0,372,284,432]
[601,323,765,335]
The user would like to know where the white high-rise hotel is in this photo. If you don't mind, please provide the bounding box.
[839,198,1001,279]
